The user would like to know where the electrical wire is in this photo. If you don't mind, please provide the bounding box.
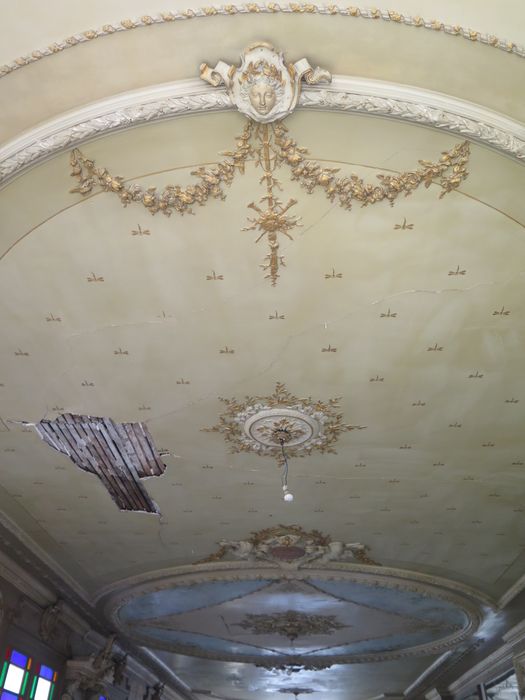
[280,439,289,489]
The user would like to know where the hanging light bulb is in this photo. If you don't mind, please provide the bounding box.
[283,488,294,503]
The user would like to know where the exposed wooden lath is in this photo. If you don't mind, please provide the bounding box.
[34,414,166,513]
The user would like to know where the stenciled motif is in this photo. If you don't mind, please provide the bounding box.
[236,610,346,641]
[202,382,366,464]
[195,523,380,568]
[68,44,471,285]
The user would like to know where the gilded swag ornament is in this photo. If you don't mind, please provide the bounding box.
[69,43,470,285]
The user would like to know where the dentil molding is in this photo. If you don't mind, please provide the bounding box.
[0,76,524,186]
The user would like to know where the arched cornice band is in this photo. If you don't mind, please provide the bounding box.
[1,3,524,80]
[1,77,524,185]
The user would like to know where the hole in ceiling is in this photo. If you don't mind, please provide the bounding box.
[32,414,166,514]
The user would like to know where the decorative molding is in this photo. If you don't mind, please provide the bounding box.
[1,76,523,187]
[448,618,525,697]
[0,539,196,700]
[96,557,496,609]
[203,382,367,457]
[194,523,380,568]
[200,41,330,122]
[301,77,525,161]
[1,3,524,82]
[39,598,63,642]
[407,638,485,698]
[447,644,513,697]
[236,609,346,640]
[499,572,525,608]
[0,80,230,184]
[0,548,57,606]
[503,619,525,647]
[102,563,488,667]
[0,509,91,605]
[68,113,468,285]
[403,652,454,698]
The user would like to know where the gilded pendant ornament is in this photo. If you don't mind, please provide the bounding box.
[69,43,470,285]
[236,610,346,641]
[202,382,366,464]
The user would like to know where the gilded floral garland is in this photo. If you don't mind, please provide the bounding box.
[69,121,469,285]
[1,4,524,80]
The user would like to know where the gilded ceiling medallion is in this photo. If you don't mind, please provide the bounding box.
[195,523,380,567]
[236,610,346,641]
[69,43,470,285]
[202,382,365,464]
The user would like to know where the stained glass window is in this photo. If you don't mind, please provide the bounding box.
[0,648,32,699]
[29,664,57,700]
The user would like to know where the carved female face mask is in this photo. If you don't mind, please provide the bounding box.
[249,82,277,115]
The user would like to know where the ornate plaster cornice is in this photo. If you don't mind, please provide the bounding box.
[1,4,524,82]
[102,563,488,667]
[96,558,496,609]
[0,77,523,186]
[445,619,525,697]
[0,506,91,604]
[302,77,525,160]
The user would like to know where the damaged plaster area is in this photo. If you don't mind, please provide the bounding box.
[32,414,166,514]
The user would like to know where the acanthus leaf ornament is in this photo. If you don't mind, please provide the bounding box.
[68,43,471,285]
[200,42,331,123]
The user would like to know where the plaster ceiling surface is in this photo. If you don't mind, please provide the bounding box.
[0,102,524,695]
[1,110,525,597]
[1,5,525,698]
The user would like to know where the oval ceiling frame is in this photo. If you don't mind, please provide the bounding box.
[1,3,524,81]
[103,561,489,667]
[1,76,524,186]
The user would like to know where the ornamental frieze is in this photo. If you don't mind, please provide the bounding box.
[195,523,380,568]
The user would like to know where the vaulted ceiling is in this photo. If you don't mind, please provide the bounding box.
[1,2,524,699]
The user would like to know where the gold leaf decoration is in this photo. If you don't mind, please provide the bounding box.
[69,120,254,214]
[69,119,469,286]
